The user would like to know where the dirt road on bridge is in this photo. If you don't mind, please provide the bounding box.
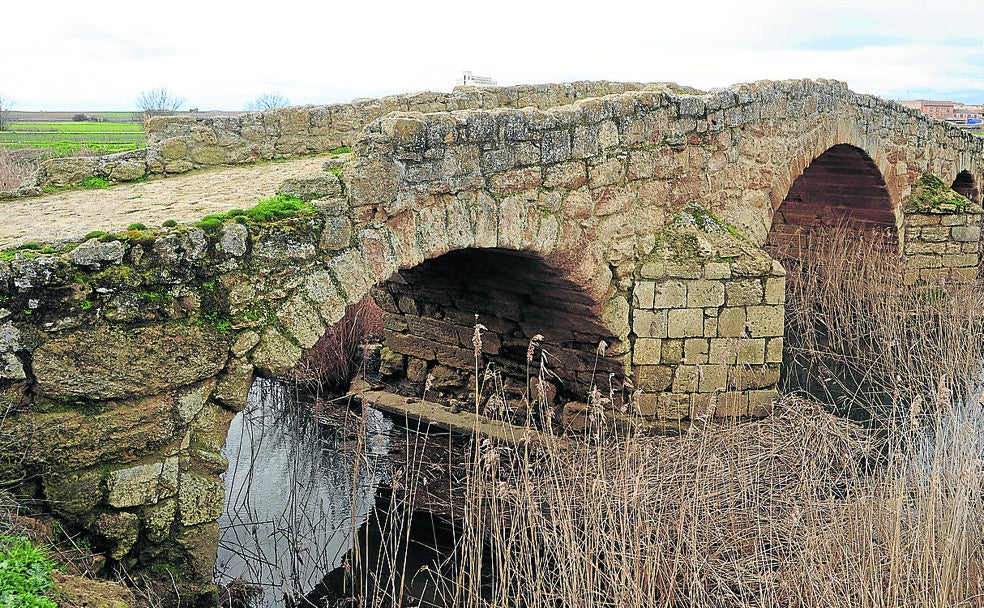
[0,156,329,249]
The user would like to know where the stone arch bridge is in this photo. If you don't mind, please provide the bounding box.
[0,79,981,603]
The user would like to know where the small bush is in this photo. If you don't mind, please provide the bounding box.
[0,148,32,192]
[126,222,147,231]
[329,146,352,155]
[82,230,108,241]
[161,219,178,228]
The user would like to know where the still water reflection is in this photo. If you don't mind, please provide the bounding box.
[216,378,392,606]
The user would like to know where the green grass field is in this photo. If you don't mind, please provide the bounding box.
[0,121,144,155]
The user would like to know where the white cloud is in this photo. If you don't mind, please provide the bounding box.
[1,0,980,109]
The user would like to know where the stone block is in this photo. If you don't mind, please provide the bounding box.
[490,167,542,192]
[107,457,179,508]
[667,308,703,338]
[588,157,624,187]
[735,339,767,365]
[683,339,709,364]
[698,364,729,393]
[406,315,459,344]
[949,266,979,283]
[633,338,662,364]
[714,391,750,417]
[709,338,741,365]
[745,305,784,338]
[704,262,732,280]
[919,226,950,242]
[436,343,474,370]
[764,277,785,305]
[919,267,950,283]
[543,161,587,189]
[378,347,405,376]
[905,240,945,255]
[747,389,778,417]
[728,365,780,390]
[541,130,572,164]
[636,365,673,391]
[385,333,437,361]
[905,213,941,226]
[660,340,683,365]
[725,280,764,306]
[277,294,326,350]
[633,309,668,338]
[942,253,978,268]
[635,393,690,419]
[766,337,784,364]
[640,261,668,279]
[33,325,229,401]
[633,281,656,308]
[652,281,688,308]
[686,280,725,308]
[178,473,225,527]
[672,365,699,392]
[717,307,746,338]
[907,253,942,269]
[44,469,106,521]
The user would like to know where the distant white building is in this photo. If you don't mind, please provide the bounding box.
[459,71,497,87]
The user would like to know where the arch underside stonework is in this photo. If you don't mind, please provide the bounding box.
[374,248,622,406]
[766,144,899,261]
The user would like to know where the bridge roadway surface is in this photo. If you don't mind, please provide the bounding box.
[0,155,327,249]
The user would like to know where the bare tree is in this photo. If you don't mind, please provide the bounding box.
[0,96,11,131]
[136,88,185,116]
[247,92,290,111]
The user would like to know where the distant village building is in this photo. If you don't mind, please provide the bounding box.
[459,71,497,87]
[899,99,983,129]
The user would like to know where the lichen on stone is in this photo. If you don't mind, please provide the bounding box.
[904,173,970,213]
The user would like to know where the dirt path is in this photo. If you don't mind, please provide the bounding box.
[0,156,329,249]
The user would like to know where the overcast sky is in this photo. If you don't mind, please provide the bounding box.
[2,0,982,111]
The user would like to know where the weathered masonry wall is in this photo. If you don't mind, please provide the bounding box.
[9,81,693,195]
[902,201,984,284]
[631,209,785,419]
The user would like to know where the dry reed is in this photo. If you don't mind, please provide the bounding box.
[290,294,383,394]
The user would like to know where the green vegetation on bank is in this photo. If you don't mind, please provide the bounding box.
[0,121,144,155]
[0,533,58,608]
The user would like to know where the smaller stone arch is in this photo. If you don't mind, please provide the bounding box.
[952,170,980,204]
[766,144,899,261]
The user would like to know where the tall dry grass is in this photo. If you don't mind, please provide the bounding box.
[337,224,984,608]
[781,226,984,424]
[290,294,383,394]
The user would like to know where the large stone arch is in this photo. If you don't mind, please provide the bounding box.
[765,143,899,261]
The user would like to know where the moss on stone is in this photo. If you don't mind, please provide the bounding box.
[904,173,970,213]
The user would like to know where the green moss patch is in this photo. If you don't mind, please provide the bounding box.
[904,173,970,213]
[194,193,316,232]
